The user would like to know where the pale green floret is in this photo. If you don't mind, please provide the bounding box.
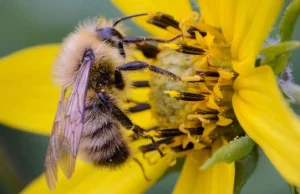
[149,50,194,127]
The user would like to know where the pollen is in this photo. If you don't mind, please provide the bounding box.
[141,12,243,161]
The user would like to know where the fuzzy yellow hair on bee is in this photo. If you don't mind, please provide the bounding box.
[53,18,126,87]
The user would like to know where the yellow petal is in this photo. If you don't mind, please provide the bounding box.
[111,0,193,37]
[129,109,156,129]
[198,0,283,74]
[233,65,300,186]
[198,0,221,27]
[232,0,283,74]
[0,44,60,135]
[218,0,236,44]
[22,150,171,194]
[173,150,234,194]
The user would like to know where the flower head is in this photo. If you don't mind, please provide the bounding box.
[112,0,300,189]
[1,0,300,193]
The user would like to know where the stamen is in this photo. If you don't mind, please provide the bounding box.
[179,125,202,143]
[155,128,184,137]
[132,80,150,87]
[128,103,150,113]
[146,126,159,131]
[197,114,218,119]
[164,91,205,101]
[196,109,219,114]
[182,76,219,83]
[184,127,204,135]
[181,75,202,82]
[187,114,211,124]
[196,71,219,77]
[181,71,220,83]
[147,12,180,30]
[186,26,207,38]
[155,127,204,138]
[174,44,205,55]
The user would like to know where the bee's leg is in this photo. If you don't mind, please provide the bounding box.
[121,34,182,44]
[97,92,164,157]
[114,61,181,90]
[115,61,181,88]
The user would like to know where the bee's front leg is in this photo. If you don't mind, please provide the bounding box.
[114,60,182,90]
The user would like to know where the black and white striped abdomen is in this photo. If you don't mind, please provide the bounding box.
[79,107,130,167]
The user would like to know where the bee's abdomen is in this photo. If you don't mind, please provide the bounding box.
[80,121,130,167]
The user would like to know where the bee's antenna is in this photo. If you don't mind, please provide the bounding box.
[113,13,148,27]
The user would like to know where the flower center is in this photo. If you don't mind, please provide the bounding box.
[139,12,244,161]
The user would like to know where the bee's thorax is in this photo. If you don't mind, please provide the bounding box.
[88,62,115,92]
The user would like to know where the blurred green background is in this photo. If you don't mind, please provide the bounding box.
[0,0,299,194]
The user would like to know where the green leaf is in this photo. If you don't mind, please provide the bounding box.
[280,0,300,42]
[288,184,300,194]
[0,148,23,194]
[273,0,300,74]
[200,136,255,169]
[234,146,259,194]
[261,41,300,62]
[260,41,300,71]
[164,157,185,174]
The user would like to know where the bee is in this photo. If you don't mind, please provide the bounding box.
[44,13,182,190]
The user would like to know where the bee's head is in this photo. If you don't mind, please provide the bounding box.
[96,27,125,57]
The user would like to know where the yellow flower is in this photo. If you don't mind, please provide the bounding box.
[0,1,299,194]
[112,0,300,189]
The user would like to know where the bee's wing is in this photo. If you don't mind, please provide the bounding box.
[59,59,92,178]
[44,89,66,190]
[45,59,92,190]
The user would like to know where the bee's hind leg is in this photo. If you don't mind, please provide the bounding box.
[97,92,164,157]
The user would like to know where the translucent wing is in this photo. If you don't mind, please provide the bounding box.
[44,87,67,190]
[45,59,92,190]
[59,59,92,178]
